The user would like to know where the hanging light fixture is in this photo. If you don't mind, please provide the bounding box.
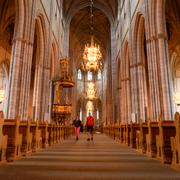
[82,0,102,72]
[86,82,96,100]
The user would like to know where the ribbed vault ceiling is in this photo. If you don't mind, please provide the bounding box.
[63,0,117,68]
[64,0,117,24]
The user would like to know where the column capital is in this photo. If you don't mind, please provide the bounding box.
[13,38,33,46]
[146,33,167,43]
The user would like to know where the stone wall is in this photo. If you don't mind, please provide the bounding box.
[0,0,65,121]
[115,0,174,124]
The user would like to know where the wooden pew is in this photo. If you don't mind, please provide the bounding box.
[39,121,49,148]
[115,126,120,141]
[30,121,42,152]
[130,123,140,148]
[53,124,57,143]
[48,124,53,145]
[156,120,175,163]
[0,118,7,163]
[171,113,180,169]
[56,123,60,142]
[125,124,131,146]
[52,123,57,143]
[19,120,33,155]
[121,124,126,143]
[146,121,159,157]
[3,119,23,162]
[119,124,124,143]
[139,122,148,153]
[136,130,141,150]
[59,125,63,141]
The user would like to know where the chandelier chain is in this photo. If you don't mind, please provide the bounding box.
[82,0,102,72]
[90,0,94,36]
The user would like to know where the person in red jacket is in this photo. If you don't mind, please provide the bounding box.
[86,112,94,141]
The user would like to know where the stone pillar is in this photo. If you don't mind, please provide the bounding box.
[157,36,173,120]
[33,64,43,121]
[23,43,34,119]
[145,0,161,121]
[145,0,173,120]
[18,42,34,120]
[7,39,24,119]
[126,78,131,124]
[121,62,126,124]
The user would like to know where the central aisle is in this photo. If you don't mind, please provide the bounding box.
[0,133,180,180]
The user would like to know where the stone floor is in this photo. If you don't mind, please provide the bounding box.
[0,133,180,180]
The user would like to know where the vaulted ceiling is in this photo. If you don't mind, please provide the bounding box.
[63,0,117,24]
[63,0,118,68]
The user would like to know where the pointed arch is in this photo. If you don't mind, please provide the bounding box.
[133,13,151,122]
[28,14,48,121]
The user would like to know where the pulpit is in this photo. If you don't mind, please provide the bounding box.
[52,58,75,123]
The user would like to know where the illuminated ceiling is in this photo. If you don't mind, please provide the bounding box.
[63,0,118,68]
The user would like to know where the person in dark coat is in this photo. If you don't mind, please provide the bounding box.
[73,115,81,140]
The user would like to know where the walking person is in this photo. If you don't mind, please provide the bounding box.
[86,112,94,141]
[73,116,81,140]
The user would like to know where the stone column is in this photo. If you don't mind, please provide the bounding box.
[126,78,131,124]
[23,43,34,119]
[18,42,34,120]
[145,0,161,121]
[7,39,25,119]
[156,36,173,120]
[20,0,36,120]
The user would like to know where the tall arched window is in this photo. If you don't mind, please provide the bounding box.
[97,70,102,80]
[78,69,82,80]
[87,71,92,81]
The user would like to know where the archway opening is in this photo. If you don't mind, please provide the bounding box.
[0,0,16,117]
[165,0,180,113]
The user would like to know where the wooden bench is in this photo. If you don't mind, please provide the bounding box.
[171,113,180,169]
[130,123,140,148]
[114,125,119,140]
[115,126,121,141]
[0,118,7,163]
[135,130,141,150]
[48,124,55,145]
[156,120,175,163]
[19,120,33,155]
[39,121,49,148]
[54,124,58,143]
[119,125,123,143]
[55,123,59,142]
[146,121,159,157]
[125,124,131,146]
[139,122,148,153]
[3,119,23,162]
[52,124,57,143]
[60,125,65,141]
[121,124,126,143]
[30,121,42,152]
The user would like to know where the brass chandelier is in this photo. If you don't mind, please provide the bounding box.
[82,0,102,72]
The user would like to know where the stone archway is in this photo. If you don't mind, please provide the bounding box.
[28,15,47,121]
[0,63,9,115]
[0,0,16,118]
[133,14,151,122]
[165,0,180,114]
[121,42,131,124]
